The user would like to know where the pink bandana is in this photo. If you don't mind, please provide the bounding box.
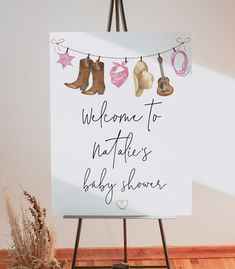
[110,62,129,88]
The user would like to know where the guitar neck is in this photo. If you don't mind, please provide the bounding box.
[159,62,165,81]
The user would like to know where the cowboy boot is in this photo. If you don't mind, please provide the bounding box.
[83,61,106,95]
[64,57,93,91]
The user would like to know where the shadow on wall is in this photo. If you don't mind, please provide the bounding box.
[164,181,235,245]
[192,181,235,240]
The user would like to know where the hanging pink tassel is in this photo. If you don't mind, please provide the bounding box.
[110,61,129,88]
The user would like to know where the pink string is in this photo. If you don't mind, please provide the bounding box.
[171,49,190,77]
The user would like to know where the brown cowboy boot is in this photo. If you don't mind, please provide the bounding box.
[83,61,106,95]
[64,57,93,91]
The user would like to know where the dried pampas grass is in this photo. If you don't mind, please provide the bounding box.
[4,187,66,269]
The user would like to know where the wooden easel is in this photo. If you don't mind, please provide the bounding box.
[64,216,171,269]
[66,2,171,268]
[107,0,128,32]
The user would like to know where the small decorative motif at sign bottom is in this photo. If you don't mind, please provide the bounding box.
[116,200,129,209]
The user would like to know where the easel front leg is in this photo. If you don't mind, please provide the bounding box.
[123,218,128,263]
[158,219,171,269]
[107,0,115,31]
[119,0,128,31]
[71,218,83,269]
[107,0,128,32]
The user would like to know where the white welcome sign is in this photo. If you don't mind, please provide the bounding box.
[50,32,192,217]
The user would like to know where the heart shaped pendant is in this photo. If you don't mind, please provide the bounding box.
[116,200,129,210]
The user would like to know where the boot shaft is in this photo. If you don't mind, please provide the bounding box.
[83,60,106,95]
[78,58,93,79]
[91,61,105,85]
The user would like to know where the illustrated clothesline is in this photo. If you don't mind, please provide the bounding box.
[51,37,191,61]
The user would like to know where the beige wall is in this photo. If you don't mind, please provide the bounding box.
[1,0,235,249]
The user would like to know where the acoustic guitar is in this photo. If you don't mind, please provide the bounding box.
[157,55,174,96]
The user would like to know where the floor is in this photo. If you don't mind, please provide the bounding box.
[2,258,235,269]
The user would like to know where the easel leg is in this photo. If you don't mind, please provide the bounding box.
[107,0,115,31]
[123,218,128,263]
[119,0,128,31]
[115,0,120,32]
[71,218,83,269]
[158,219,171,269]
[107,0,128,32]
